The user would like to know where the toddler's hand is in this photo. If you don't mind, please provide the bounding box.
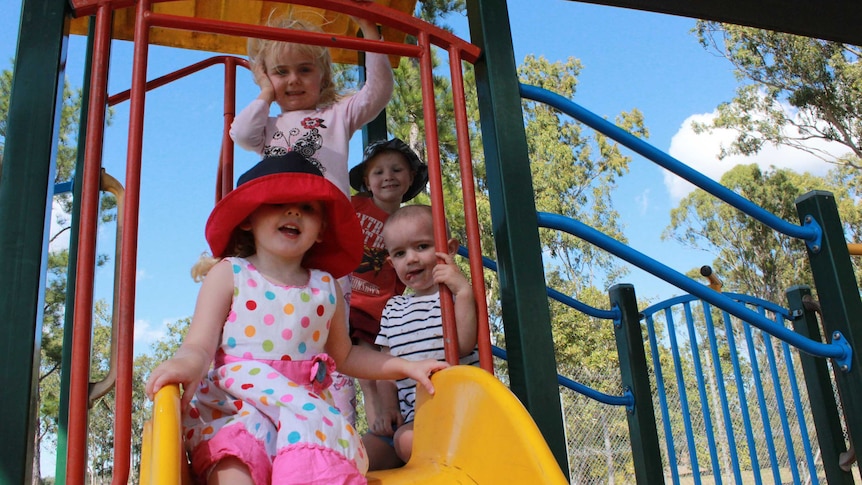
[405,359,449,396]
[432,252,471,296]
[145,355,205,409]
[370,407,403,436]
[252,62,276,103]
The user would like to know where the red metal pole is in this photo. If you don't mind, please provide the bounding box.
[417,31,460,366]
[66,4,112,484]
[449,46,493,374]
[110,0,154,482]
[219,56,239,202]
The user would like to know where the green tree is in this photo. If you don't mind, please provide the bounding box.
[692,22,862,169]
[663,163,862,302]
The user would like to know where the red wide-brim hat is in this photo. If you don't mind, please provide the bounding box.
[205,153,362,279]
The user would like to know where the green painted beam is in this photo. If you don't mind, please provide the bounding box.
[466,0,569,477]
[609,284,664,484]
[0,0,69,483]
[566,0,862,45]
[795,191,862,473]
[786,285,855,485]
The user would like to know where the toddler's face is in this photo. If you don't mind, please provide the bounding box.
[266,49,324,111]
[383,213,439,296]
[364,152,414,204]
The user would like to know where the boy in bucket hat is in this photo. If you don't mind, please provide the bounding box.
[347,138,428,434]
[145,152,446,484]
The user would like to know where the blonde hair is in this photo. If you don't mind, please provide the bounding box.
[247,14,339,108]
[191,230,256,282]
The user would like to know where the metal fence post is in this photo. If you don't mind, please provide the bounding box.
[787,285,855,485]
[795,190,862,471]
[609,284,665,484]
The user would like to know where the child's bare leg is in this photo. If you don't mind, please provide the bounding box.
[356,340,381,424]
[393,422,415,463]
[362,432,405,471]
[208,457,254,485]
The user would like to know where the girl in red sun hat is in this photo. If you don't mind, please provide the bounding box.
[145,153,447,485]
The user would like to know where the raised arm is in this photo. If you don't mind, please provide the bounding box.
[433,251,478,357]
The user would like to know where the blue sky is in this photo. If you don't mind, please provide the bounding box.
[3,2,838,359]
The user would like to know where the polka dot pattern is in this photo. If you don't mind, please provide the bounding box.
[180,258,367,474]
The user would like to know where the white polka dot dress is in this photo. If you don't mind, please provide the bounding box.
[183,258,368,483]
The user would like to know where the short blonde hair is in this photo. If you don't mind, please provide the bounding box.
[190,231,255,282]
[247,15,338,108]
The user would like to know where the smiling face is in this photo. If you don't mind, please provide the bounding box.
[245,201,325,262]
[364,151,415,209]
[265,47,325,112]
[382,209,439,295]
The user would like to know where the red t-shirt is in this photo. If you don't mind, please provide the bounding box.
[349,195,406,344]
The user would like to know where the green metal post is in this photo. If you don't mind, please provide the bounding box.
[795,190,862,469]
[609,284,665,484]
[786,285,854,485]
[465,0,569,476]
[0,0,69,482]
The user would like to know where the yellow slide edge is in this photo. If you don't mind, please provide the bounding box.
[367,365,569,484]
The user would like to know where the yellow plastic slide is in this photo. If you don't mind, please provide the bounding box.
[140,366,568,484]
[366,365,569,484]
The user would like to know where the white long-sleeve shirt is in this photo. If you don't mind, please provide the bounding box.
[230,52,394,196]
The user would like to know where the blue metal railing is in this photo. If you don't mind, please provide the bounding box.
[641,294,822,485]
[519,83,822,250]
[536,211,850,367]
[458,246,632,408]
[464,83,842,483]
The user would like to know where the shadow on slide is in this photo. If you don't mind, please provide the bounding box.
[140,366,567,484]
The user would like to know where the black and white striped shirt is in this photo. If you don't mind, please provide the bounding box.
[376,292,480,422]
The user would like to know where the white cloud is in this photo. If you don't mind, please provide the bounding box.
[635,188,650,215]
[664,111,848,202]
[134,318,166,347]
[136,269,151,281]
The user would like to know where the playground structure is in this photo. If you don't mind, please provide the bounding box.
[2,0,862,484]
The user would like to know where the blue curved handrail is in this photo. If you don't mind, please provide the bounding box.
[642,292,790,319]
[456,246,632,407]
[492,346,634,409]
[457,246,619,320]
[536,211,849,365]
[519,83,822,250]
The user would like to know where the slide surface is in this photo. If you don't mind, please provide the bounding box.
[142,366,568,484]
[367,365,568,484]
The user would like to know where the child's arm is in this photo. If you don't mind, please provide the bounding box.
[229,97,270,153]
[433,252,479,357]
[352,16,382,41]
[341,15,394,129]
[145,260,234,408]
[230,60,276,154]
[366,343,403,437]
[326,286,448,394]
